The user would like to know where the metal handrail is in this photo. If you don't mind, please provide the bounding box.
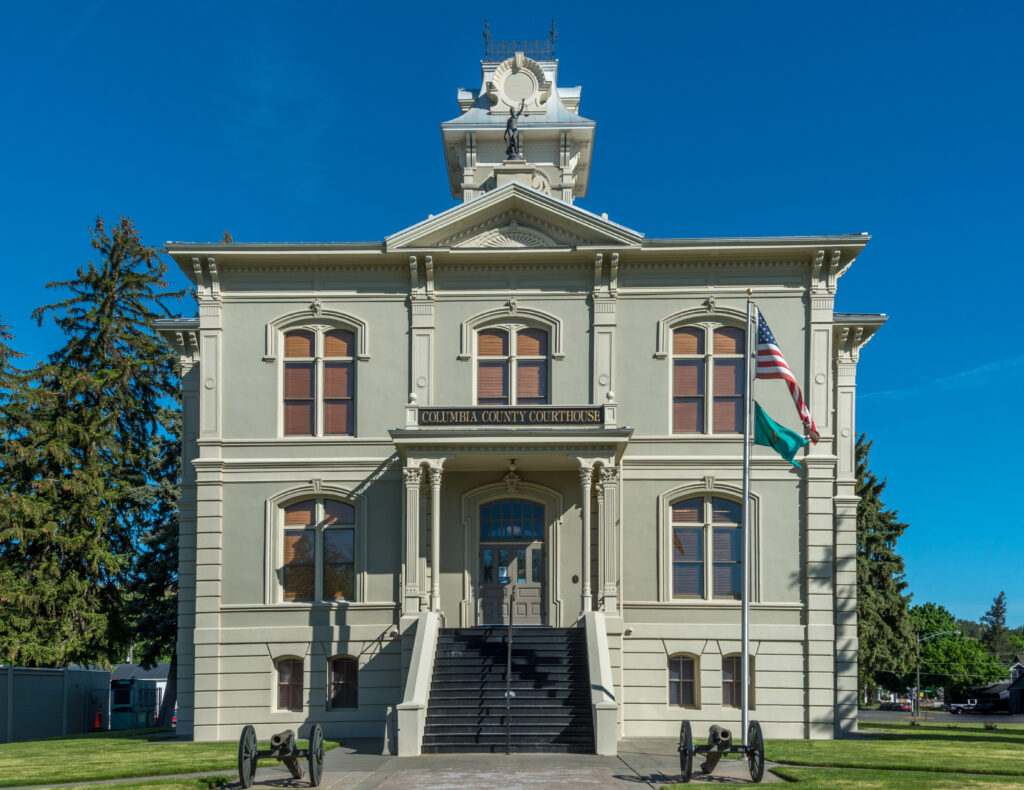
[505,584,516,754]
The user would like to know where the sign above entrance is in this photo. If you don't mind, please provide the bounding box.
[418,406,604,427]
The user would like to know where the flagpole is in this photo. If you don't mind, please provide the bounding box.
[742,294,756,741]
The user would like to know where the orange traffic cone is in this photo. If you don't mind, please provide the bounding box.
[92,710,101,731]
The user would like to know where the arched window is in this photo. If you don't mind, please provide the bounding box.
[281,497,356,602]
[722,654,755,709]
[671,495,742,600]
[283,327,355,436]
[477,325,549,405]
[668,654,699,708]
[672,323,744,434]
[330,656,358,709]
[276,658,303,711]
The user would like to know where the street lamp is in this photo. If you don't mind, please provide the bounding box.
[915,630,961,718]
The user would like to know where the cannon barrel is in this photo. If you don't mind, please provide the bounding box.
[270,729,297,753]
[708,725,732,750]
[700,724,734,775]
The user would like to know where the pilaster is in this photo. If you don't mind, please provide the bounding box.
[402,466,424,618]
[598,466,620,615]
[591,252,617,404]
[408,255,435,405]
[804,456,836,738]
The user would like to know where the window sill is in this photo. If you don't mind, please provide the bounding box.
[224,601,397,612]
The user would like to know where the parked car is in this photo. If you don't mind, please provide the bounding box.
[948,698,992,714]
[897,702,913,712]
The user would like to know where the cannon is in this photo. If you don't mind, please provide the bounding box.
[237,723,324,788]
[678,720,764,783]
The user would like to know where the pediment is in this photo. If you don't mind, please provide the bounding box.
[385,182,643,250]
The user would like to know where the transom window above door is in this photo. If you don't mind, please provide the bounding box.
[476,326,549,405]
[480,499,545,540]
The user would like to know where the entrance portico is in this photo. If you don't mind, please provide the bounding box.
[391,409,630,629]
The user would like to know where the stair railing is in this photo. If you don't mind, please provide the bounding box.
[505,584,516,754]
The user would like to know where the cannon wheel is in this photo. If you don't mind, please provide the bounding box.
[308,723,324,787]
[747,720,765,783]
[678,719,693,783]
[237,725,258,789]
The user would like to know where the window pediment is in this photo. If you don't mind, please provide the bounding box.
[265,308,369,361]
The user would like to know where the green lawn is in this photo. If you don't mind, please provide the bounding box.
[34,780,230,790]
[769,767,1024,789]
[0,730,339,788]
[764,721,1024,777]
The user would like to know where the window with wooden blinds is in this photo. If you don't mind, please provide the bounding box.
[669,494,743,601]
[283,530,314,600]
[516,328,548,356]
[277,659,303,711]
[324,329,354,357]
[324,361,353,435]
[478,329,508,356]
[671,324,745,435]
[281,326,357,437]
[330,657,358,708]
[476,325,550,405]
[672,527,703,598]
[478,361,508,404]
[713,528,741,599]
[516,360,547,403]
[285,330,314,358]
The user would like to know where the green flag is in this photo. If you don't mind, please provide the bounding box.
[754,402,808,468]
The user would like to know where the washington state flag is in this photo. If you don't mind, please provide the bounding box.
[754,402,808,468]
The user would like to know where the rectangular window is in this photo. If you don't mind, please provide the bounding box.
[672,360,704,433]
[283,530,315,601]
[722,655,753,708]
[277,660,303,711]
[672,498,704,598]
[669,656,696,707]
[324,529,355,599]
[713,529,742,599]
[330,657,358,709]
[478,361,509,404]
[284,363,315,435]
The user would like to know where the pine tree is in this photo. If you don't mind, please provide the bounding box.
[981,591,1011,662]
[0,217,183,666]
[856,434,915,702]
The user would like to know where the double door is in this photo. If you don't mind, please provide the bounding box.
[479,541,544,625]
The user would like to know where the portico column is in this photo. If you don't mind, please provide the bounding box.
[579,466,593,612]
[429,466,443,613]
[402,466,423,615]
[599,466,620,615]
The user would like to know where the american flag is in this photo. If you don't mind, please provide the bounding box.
[756,312,819,444]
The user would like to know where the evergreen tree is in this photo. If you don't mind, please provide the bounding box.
[856,434,915,701]
[981,591,1011,662]
[127,408,181,725]
[0,217,182,666]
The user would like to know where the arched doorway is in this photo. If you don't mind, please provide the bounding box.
[478,499,545,625]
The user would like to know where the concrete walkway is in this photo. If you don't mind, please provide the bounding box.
[223,739,781,789]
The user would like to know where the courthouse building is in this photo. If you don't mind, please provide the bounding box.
[158,43,883,752]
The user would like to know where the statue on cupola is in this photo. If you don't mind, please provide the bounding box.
[504,100,525,160]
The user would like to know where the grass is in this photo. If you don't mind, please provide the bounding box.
[764,721,1024,777]
[767,768,1024,789]
[33,780,230,790]
[0,730,339,788]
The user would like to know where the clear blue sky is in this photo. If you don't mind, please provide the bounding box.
[2,1,1021,624]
